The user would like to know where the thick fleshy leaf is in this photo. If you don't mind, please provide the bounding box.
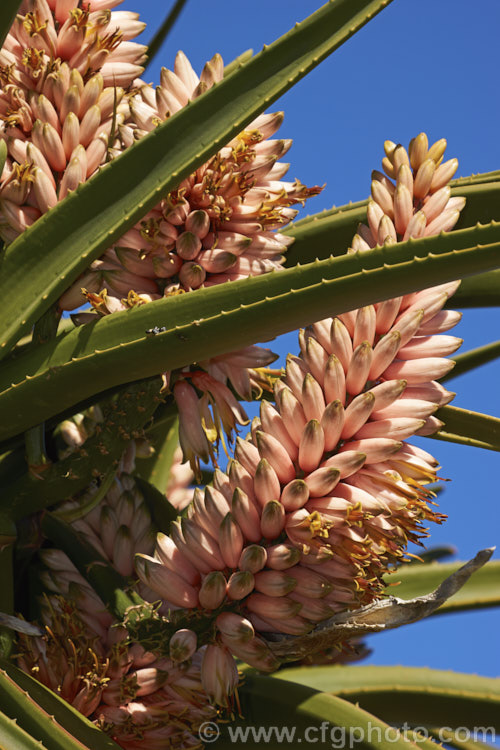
[0,660,121,750]
[0,710,50,750]
[284,174,500,266]
[134,475,179,531]
[452,270,500,307]
[143,0,188,69]
[273,666,500,734]
[0,222,499,441]
[0,541,14,658]
[227,673,437,750]
[134,415,179,494]
[385,559,500,614]
[0,0,21,47]
[0,0,394,358]
[443,340,500,381]
[1,379,162,521]
[431,405,500,452]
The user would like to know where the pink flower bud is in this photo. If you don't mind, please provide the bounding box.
[231,488,261,543]
[238,545,267,574]
[254,458,281,507]
[254,569,296,597]
[298,419,325,473]
[216,612,254,644]
[169,628,197,663]
[219,513,243,569]
[281,479,309,511]
[301,373,326,421]
[260,500,286,539]
[199,571,227,610]
[255,431,295,484]
[226,570,255,600]
[135,555,198,608]
[266,543,302,570]
[277,387,307,444]
[246,592,302,620]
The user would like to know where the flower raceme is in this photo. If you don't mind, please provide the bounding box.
[0,0,146,239]
[18,597,216,749]
[135,134,465,704]
[60,50,321,309]
[0,14,320,472]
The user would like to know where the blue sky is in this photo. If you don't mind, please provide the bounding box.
[121,0,500,678]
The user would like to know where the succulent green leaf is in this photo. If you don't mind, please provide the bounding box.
[452,270,500,307]
[0,541,14,658]
[134,415,179,493]
[224,49,254,76]
[227,673,436,750]
[432,727,495,750]
[0,660,121,750]
[0,1,21,47]
[41,512,143,620]
[0,0,394,358]
[143,0,188,70]
[431,405,500,452]
[284,175,500,267]
[273,666,500,734]
[1,379,162,521]
[443,340,500,381]
[385,559,500,614]
[1,222,500,440]
[134,475,180,531]
[0,710,50,750]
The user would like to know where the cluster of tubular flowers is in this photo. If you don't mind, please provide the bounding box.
[135,134,465,705]
[59,50,319,473]
[17,597,216,749]
[0,0,146,240]
[39,473,156,640]
[60,49,321,310]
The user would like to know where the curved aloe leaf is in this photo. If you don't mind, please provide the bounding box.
[433,727,495,750]
[452,270,500,307]
[0,1,21,47]
[134,475,179,531]
[284,176,500,266]
[0,0,393,358]
[1,223,500,441]
[227,673,436,750]
[1,379,162,521]
[224,49,254,76]
[385,559,500,614]
[0,661,121,750]
[143,0,188,70]
[41,512,142,620]
[431,405,500,452]
[443,340,500,381]
[134,416,179,493]
[0,710,50,750]
[273,666,500,734]
[0,540,14,658]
